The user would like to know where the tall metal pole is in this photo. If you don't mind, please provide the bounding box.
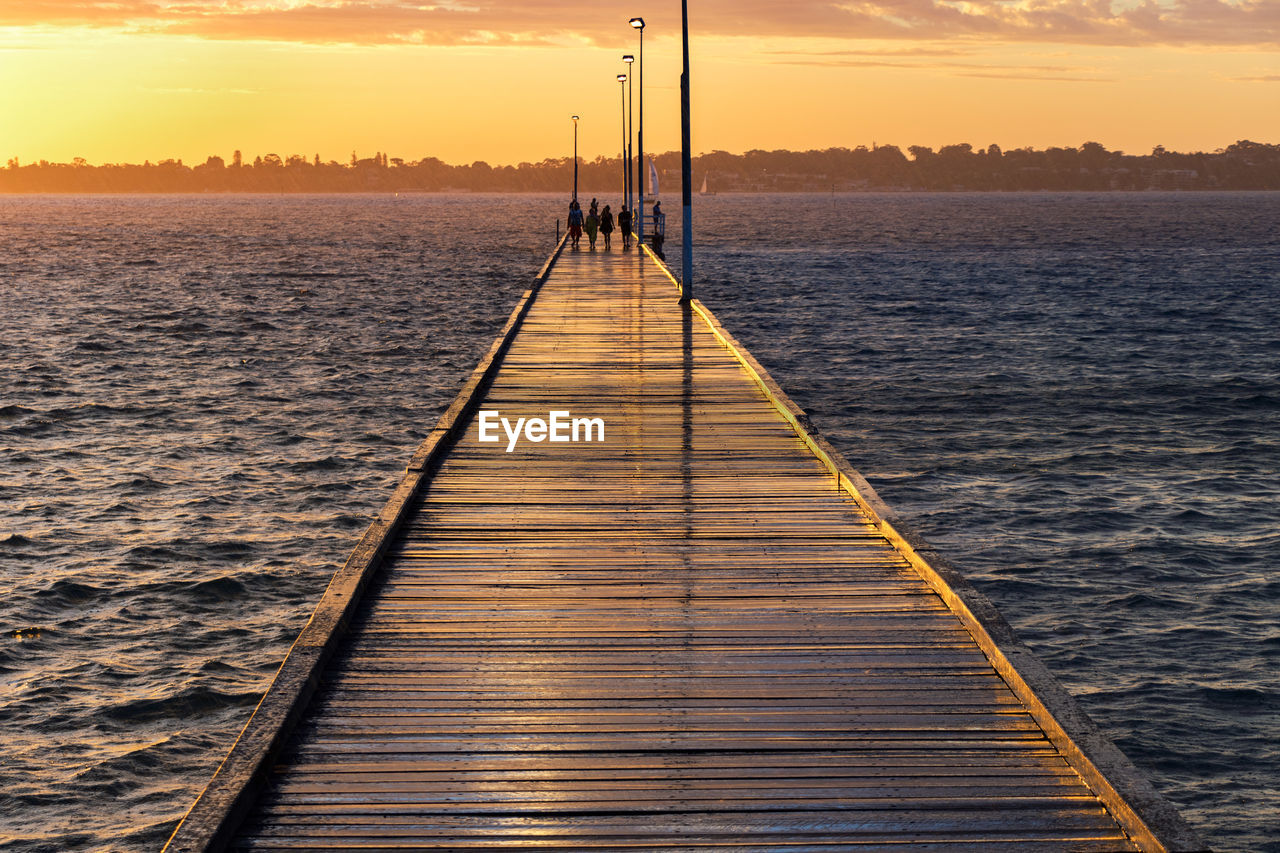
[627,65,634,217]
[618,75,628,216]
[572,115,579,201]
[679,0,693,302]
[634,22,645,245]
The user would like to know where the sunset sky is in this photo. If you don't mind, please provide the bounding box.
[1,1,1277,167]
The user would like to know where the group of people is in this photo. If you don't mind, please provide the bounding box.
[566,198,664,258]
[567,198,629,251]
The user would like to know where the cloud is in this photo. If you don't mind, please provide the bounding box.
[0,0,1275,48]
[956,68,1114,81]
[0,0,163,26]
[774,53,1115,81]
[766,46,973,58]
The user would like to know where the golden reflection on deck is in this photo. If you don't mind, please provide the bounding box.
[228,247,1140,851]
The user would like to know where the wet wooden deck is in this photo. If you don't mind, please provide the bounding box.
[166,242,1203,852]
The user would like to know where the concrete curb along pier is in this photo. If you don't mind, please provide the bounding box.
[166,236,1206,852]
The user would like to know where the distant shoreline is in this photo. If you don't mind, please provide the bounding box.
[4,142,1277,193]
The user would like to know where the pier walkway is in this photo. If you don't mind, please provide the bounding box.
[166,243,1202,851]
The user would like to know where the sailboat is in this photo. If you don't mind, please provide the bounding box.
[699,173,716,196]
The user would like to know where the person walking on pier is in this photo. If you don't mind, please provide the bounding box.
[567,200,584,249]
[618,205,632,250]
[585,200,600,250]
[600,204,614,250]
[650,200,666,261]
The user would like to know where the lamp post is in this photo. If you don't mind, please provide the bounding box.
[617,73,628,217]
[679,0,692,302]
[623,54,634,219]
[571,115,579,202]
[629,17,645,246]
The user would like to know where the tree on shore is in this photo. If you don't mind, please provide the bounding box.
[2,142,1277,193]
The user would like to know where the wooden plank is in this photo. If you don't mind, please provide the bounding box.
[166,242,1200,852]
[673,270,1205,851]
[162,238,572,853]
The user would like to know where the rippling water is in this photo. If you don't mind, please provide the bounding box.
[2,193,1276,852]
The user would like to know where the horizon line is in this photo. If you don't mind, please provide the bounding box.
[7,139,1278,170]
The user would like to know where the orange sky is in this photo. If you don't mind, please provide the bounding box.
[1,1,1277,166]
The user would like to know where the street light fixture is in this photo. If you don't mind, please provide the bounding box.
[570,114,581,201]
[623,54,634,217]
[629,18,645,245]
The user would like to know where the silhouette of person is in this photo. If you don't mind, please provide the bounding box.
[600,205,614,250]
[618,205,632,250]
[650,200,666,260]
[567,200,584,248]
[585,204,600,250]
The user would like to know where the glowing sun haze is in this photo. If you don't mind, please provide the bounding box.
[1,0,1276,166]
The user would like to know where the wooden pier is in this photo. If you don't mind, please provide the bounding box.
[165,240,1204,852]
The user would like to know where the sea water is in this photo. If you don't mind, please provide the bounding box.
[1,192,1276,852]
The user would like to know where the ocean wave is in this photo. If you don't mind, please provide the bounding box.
[1,192,1275,853]
[33,579,103,606]
[99,685,260,724]
[0,404,38,419]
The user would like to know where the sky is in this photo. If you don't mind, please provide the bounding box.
[1,1,1277,166]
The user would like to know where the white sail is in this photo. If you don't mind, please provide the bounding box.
[700,174,708,194]
[649,157,659,197]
